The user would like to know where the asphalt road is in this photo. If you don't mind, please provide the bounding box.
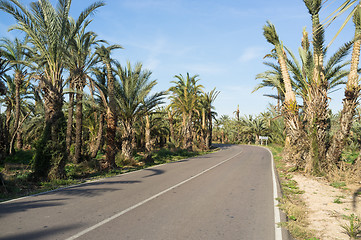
[0,145,283,240]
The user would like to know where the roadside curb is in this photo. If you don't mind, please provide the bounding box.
[258,146,294,240]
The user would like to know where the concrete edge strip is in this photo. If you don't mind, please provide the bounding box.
[262,146,283,240]
[65,149,243,240]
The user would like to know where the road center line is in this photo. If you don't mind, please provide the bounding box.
[66,149,243,240]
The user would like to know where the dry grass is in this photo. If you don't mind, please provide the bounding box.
[268,144,317,239]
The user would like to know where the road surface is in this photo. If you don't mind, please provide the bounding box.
[0,145,284,240]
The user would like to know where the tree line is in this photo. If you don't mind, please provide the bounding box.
[0,0,219,181]
[253,0,361,176]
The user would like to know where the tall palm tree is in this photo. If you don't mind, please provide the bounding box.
[201,88,219,149]
[254,52,285,110]
[88,66,108,159]
[263,21,303,162]
[0,55,9,94]
[95,44,122,168]
[166,106,177,146]
[0,54,10,162]
[67,19,104,163]
[0,0,105,179]
[168,73,204,151]
[286,27,352,173]
[327,4,361,166]
[0,37,29,152]
[0,75,15,157]
[114,62,164,160]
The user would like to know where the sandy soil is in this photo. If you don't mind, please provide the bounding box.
[293,174,361,240]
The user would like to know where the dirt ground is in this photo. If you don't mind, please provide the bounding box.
[293,173,361,240]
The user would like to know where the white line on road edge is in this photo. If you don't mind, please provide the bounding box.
[264,147,283,240]
[66,149,243,240]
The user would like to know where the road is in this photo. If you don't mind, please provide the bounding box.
[0,145,284,240]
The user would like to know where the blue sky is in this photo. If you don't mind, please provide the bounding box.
[0,0,356,117]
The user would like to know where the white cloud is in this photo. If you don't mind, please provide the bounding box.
[179,63,226,75]
[144,57,161,70]
[238,46,265,63]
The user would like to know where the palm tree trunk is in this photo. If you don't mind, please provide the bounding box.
[122,121,133,160]
[201,109,207,150]
[168,111,175,144]
[33,80,67,180]
[66,81,75,156]
[304,86,329,174]
[277,48,305,164]
[304,5,329,174]
[144,115,154,164]
[73,86,83,163]
[131,128,137,150]
[207,111,213,149]
[13,71,22,152]
[105,61,117,168]
[326,11,361,167]
[91,113,104,159]
[184,113,193,151]
[0,114,7,163]
[145,115,152,153]
[106,107,117,168]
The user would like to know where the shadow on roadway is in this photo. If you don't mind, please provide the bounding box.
[142,169,165,178]
[0,198,68,216]
[0,223,84,240]
[54,180,142,198]
[212,144,236,150]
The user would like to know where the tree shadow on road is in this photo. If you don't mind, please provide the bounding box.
[0,222,84,240]
[53,180,142,197]
[142,169,165,178]
[0,198,69,216]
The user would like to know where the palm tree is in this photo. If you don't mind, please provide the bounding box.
[0,0,105,179]
[95,44,122,168]
[327,5,361,166]
[200,88,219,149]
[0,75,14,157]
[0,37,30,152]
[263,22,297,105]
[168,73,204,151]
[0,53,10,162]
[254,52,285,111]
[88,66,108,159]
[114,62,164,160]
[263,21,303,162]
[0,56,9,94]
[166,106,177,146]
[143,111,167,161]
[286,27,352,173]
[240,115,269,144]
[67,19,104,163]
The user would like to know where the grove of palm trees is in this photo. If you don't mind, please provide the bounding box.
[252,0,361,180]
[1,0,361,238]
[0,0,219,196]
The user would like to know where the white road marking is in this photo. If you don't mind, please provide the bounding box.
[65,149,243,240]
[264,147,283,240]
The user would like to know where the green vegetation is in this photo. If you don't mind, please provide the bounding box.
[253,0,361,178]
[334,197,343,204]
[341,214,361,239]
[330,181,347,189]
[0,0,219,198]
[0,148,212,201]
[268,144,317,240]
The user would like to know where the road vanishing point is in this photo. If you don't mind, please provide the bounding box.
[0,145,285,240]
